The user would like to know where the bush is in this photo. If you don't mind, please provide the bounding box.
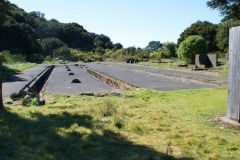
[0,50,26,63]
[41,38,66,56]
[99,99,116,116]
[177,35,207,64]
[53,47,77,61]
[162,42,176,58]
[26,53,44,63]
[149,50,163,61]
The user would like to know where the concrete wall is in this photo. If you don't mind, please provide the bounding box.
[195,54,217,68]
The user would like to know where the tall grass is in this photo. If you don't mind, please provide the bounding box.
[0,50,37,78]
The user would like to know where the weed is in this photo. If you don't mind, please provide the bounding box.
[114,117,125,129]
[99,99,117,116]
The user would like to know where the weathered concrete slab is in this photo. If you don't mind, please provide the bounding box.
[85,63,214,91]
[45,65,113,95]
[220,117,240,126]
[2,65,48,98]
[102,63,227,86]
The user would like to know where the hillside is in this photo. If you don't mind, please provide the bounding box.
[0,1,116,62]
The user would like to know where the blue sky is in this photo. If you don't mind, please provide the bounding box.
[9,0,222,48]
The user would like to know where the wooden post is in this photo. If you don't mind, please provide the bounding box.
[227,26,240,122]
[0,60,4,111]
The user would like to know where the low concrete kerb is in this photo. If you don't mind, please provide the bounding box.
[219,116,240,126]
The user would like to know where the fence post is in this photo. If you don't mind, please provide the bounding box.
[227,26,240,122]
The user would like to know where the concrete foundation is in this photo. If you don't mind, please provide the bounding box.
[195,54,217,68]
[220,117,240,126]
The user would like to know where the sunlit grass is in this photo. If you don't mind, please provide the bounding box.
[1,88,239,159]
[2,63,37,78]
[218,61,229,77]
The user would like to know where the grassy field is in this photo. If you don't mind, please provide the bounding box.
[2,63,37,78]
[1,88,239,160]
[218,61,229,77]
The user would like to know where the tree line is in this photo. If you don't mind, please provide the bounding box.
[0,1,177,63]
[176,0,240,64]
[0,1,122,62]
[0,0,239,64]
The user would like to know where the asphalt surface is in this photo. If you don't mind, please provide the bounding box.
[45,65,113,95]
[85,63,214,91]
[103,63,228,86]
[2,65,48,98]
[3,62,226,98]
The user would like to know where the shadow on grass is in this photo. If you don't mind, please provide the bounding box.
[2,65,19,79]
[2,65,28,83]
[0,111,194,160]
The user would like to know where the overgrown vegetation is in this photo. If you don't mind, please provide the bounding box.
[2,63,37,79]
[0,50,37,78]
[1,0,237,66]
[177,21,218,53]
[1,88,239,159]
[0,1,179,64]
[177,36,207,64]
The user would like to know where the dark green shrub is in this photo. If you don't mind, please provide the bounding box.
[53,47,77,61]
[26,53,44,63]
[41,38,66,57]
[0,50,26,63]
[177,21,218,52]
[177,35,207,64]
[162,42,176,58]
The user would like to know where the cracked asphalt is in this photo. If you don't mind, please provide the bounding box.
[45,64,113,95]
[3,62,227,98]
[103,63,228,86]
[2,65,48,98]
[84,63,217,91]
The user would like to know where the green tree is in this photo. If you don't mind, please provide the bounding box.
[145,41,163,52]
[0,1,118,62]
[53,46,73,61]
[177,36,207,64]
[113,43,123,51]
[162,42,176,58]
[0,0,9,25]
[216,20,240,53]
[126,47,137,56]
[177,21,218,52]
[207,0,240,21]
[94,34,113,49]
[41,38,66,57]
[150,50,163,61]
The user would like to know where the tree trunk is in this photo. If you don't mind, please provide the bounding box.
[0,60,5,111]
